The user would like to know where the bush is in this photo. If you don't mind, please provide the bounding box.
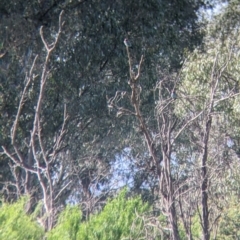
[0,197,44,240]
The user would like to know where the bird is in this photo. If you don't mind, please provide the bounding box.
[171,90,177,100]
[124,38,132,48]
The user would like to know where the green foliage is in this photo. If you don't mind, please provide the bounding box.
[218,198,240,240]
[47,205,82,240]
[0,191,151,240]
[3,1,240,240]
[77,189,149,240]
[0,197,44,240]
[178,223,187,240]
[0,0,209,213]
[175,1,240,117]
[178,214,202,240]
[191,214,202,240]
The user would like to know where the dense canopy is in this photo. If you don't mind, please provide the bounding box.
[1,0,240,239]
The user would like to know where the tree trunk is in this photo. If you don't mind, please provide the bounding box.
[201,117,212,240]
[161,151,180,240]
[169,196,180,240]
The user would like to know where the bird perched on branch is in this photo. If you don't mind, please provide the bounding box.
[124,38,132,48]
[171,90,177,100]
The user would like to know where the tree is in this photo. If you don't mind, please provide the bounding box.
[0,0,208,229]
[1,11,67,230]
[109,2,240,239]
[175,2,240,238]
[2,1,240,238]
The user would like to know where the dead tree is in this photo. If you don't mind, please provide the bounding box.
[1,11,69,230]
[109,41,183,240]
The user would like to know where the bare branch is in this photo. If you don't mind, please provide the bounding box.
[11,55,38,144]
[172,111,203,144]
[134,55,144,81]
[2,146,37,173]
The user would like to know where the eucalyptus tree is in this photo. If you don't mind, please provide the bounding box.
[108,1,240,239]
[173,2,240,238]
[0,0,210,230]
